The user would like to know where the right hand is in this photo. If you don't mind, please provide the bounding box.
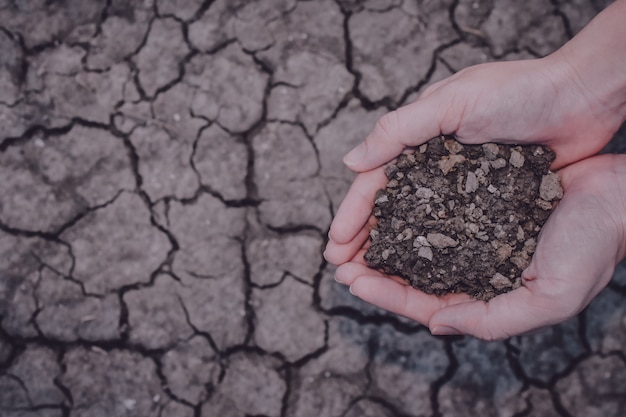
[341,55,625,174]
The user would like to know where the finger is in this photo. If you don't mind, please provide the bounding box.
[343,97,444,171]
[329,169,387,244]
[324,227,371,266]
[418,77,451,100]
[428,287,556,340]
[349,275,446,326]
[334,261,378,286]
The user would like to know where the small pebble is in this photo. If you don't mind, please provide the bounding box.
[426,233,458,248]
[465,171,479,193]
[490,273,513,290]
[482,143,500,159]
[418,246,433,261]
[509,149,525,168]
[490,158,507,169]
[539,172,563,201]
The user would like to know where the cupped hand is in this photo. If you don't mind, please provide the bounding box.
[341,56,625,173]
[325,154,626,340]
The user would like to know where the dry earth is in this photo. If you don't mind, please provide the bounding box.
[1,1,625,417]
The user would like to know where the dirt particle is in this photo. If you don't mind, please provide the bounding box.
[465,171,479,193]
[427,233,458,248]
[540,172,564,201]
[490,158,507,169]
[490,273,513,290]
[482,143,500,159]
[438,154,466,175]
[509,149,525,168]
[418,246,434,261]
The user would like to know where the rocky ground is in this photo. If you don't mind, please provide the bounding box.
[0,0,625,416]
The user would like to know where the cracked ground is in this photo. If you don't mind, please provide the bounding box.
[1,0,626,416]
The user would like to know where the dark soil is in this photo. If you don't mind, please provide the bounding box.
[364,137,563,301]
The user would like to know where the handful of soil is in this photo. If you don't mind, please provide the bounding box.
[364,137,563,301]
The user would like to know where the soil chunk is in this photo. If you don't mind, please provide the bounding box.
[364,137,563,301]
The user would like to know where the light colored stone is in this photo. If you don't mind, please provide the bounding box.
[490,158,507,169]
[509,149,525,168]
[465,171,479,193]
[482,143,500,159]
[416,187,435,199]
[540,172,563,201]
[438,154,466,175]
[490,272,513,290]
[427,233,458,248]
[418,246,434,261]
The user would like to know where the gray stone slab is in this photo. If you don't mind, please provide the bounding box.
[27,55,135,125]
[287,317,370,417]
[0,30,23,106]
[134,18,190,98]
[0,269,39,338]
[479,0,568,57]
[5,346,64,407]
[555,354,626,417]
[61,347,178,417]
[160,335,220,404]
[202,352,286,417]
[85,0,153,70]
[368,326,449,416]
[0,0,105,49]
[0,126,135,233]
[129,125,199,202]
[350,1,457,103]
[192,123,248,201]
[253,123,330,230]
[509,317,586,384]
[252,277,326,362]
[185,44,269,133]
[35,268,121,342]
[0,233,73,338]
[60,192,171,294]
[519,387,560,417]
[438,338,525,417]
[127,267,247,352]
[247,232,323,286]
[267,51,354,135]
[125,274,195,350]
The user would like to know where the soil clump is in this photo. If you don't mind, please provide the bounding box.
[364,137,563,301]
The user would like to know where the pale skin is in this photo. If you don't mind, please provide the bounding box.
[325,0,626,340]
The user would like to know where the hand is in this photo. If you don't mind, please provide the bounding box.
[341,56,625,173]
[325,153,626,340]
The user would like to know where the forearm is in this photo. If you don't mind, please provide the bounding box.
[550,0,626,121]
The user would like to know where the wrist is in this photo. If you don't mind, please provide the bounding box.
[547,0,626,123]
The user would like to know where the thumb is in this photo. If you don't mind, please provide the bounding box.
[343,97,445,172]
[428,287,563,340]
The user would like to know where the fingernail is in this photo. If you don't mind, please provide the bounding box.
[323,250,328,261]
[431,325,460,336]
[348,285,357,295]
[334,274,345,284]
[343,143,366,167]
